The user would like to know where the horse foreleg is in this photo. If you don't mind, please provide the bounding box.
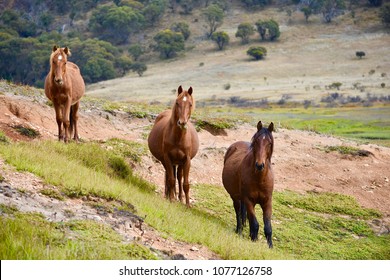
[177,166,183,202]
[245,200,259,241]
[261,199,273,248]
[54,105,63,141]
[164,161,176,202]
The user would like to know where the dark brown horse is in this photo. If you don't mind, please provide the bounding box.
[44,46,85,142]
[148,86,199,207]
[222,121,274,248]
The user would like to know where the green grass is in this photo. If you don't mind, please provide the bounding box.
[0,207,157,260]
[194,184,389,260]
[193,105,390,147]
[0,140,284,260]
[0,139,389,260]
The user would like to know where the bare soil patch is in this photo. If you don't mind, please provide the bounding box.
[1,87,389,259]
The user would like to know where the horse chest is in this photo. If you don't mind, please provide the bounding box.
[167,147,187,163]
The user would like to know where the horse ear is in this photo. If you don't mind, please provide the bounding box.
[188,87,193,95]
[257,121,263,131]
[268,122,274,133]
[52,45,58,52]
[178,85,183,95]
[64,47,71,56]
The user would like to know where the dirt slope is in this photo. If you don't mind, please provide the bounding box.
[1,87,389,258]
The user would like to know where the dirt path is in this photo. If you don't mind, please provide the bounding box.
[1,90,390,259]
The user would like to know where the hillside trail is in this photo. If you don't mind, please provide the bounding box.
[1,89,390,259]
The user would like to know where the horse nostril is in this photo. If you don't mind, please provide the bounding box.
[255,162,265,171]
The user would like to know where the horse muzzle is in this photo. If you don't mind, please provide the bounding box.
[54,78,64,86]
[255,161,265,172]
[177,120,188,130]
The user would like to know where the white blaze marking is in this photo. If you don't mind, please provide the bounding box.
[58,55,63,61]
[183,96,187,102]
[263,136,266,140]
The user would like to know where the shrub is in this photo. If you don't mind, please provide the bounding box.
[170,22,191,40]
[247,46,267,60]
[153,29,185,59]
[379,3,390,26]
[235,22,255,44]
[211,31,230,50]
[255,19,280,41]
[356,51,365,59]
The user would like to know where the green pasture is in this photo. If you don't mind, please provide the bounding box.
[1,139,388,260]
[192,105,390,147]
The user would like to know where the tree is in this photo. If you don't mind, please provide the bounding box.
[211,31,230,50]
[301,6,313,22]
[235,23,255,44]
[115,55,133,76]
[153,29,185,59]
[247,46,267,60]
[241,0,272,8]
[266,20,280,41]
[298,0,322,23]
[142,0,167,26]
[368,0,383,7]
[321,0,346,23]
[89,5,144,44]
[255,19,280,41]
[297,0,346,23]
[171,22,191,40]
[202,4,224,38]
[131,62,147,76]
[379,3,390,26]
[128,44,144,61]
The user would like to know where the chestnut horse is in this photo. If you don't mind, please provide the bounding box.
[148,86,199,207]
[222,121,274,248]
[44,46,85,142]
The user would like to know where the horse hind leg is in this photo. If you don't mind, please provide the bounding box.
[233,200,244,234]
[71,102,80,141]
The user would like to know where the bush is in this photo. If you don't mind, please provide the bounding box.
[211,31,230,50]
[170,22,191,40]
[153,29,185,59]
[255,19,280,41]
[247,46,267,60]
[379,3,390,26]
[235,23,255,44]
[356,51,365,59]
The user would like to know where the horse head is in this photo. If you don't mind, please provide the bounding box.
[174,85,194,130]
[50,45,71,86]
[251,121,274,172]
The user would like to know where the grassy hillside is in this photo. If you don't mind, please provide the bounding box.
[1,136,389,260]
[86,5,389,104]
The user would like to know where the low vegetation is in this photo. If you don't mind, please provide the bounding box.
[1,137,389,260]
